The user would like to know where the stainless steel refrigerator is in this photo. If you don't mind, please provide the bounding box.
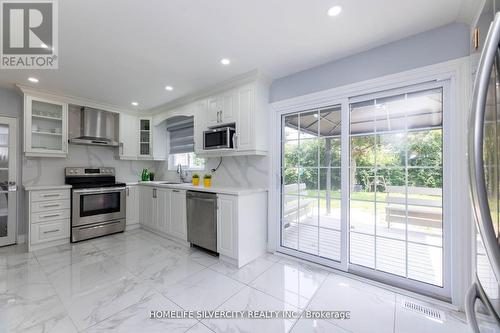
[468,3,500,332]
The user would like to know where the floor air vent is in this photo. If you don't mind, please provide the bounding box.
[402,299,444,321]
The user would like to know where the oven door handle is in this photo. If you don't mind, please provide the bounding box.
[72,187,126,194]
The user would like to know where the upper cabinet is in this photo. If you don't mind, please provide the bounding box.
[118,113,139,159]
[195,77,270,156]
[139,117,153,159]
[24,95,68,158]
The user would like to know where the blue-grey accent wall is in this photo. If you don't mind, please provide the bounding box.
[270,23,470,102]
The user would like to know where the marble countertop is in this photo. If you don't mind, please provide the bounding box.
[127,181,267,196]
[24,184,73,191]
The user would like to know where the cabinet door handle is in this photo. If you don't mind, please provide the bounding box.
[127,188,130,196]
[153,188,157,198]
[42,213,60,218]
[43,229,60,234]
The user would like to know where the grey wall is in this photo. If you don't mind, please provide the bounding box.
[0,87,24,237]
[270,23,470,102]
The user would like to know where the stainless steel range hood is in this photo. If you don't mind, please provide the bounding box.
[69,107,119,146]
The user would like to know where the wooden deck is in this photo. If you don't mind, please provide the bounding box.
[282,216,443,286]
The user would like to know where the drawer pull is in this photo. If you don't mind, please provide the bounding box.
[42,194,60,198]
[42,213,60,218]
[43,229,60,234]
[42,204,60,208]
[172,189,180,193]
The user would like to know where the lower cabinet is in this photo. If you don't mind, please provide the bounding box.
[139,186,153,228]
[217,194,237,258]
[27,188,71,252]
[217,192,268,268]
[169,189,187,240]
[139,186,187,242]
[126,186,139,227]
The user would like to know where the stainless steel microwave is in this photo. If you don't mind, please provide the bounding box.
[203,126,236,150]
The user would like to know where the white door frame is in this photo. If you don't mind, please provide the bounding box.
[0,116,17,247]
[268,57,472,307]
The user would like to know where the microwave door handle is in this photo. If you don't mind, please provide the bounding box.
[469,11,500,281]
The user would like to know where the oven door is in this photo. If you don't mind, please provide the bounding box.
[72,187,126,227]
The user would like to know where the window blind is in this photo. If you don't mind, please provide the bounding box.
[167,117,194,154]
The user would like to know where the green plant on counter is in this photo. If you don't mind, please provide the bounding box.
[192,173,200,179]
[203,174,212,179]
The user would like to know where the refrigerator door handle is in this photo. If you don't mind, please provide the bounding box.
[469,11,500,282]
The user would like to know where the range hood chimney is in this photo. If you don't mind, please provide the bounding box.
[68,107,119,146]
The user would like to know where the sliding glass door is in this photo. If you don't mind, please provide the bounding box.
[281,105,343,264]
[278,81,450,298]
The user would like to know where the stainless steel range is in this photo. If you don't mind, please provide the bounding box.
[65,167,126,242]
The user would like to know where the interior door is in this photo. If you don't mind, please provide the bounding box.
[0,116,17,247]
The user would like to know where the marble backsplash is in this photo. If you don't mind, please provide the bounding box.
[155,155,269,189]
[22,145,157,186]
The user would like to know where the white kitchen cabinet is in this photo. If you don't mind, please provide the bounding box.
[153,187,170,234]
[197,77,269,157]
[26,187,71,251]
[126,185,139,228]
[235,85,254,151]
[169,189,187,241]
[205,91,237,127]
[139,117,153,159]
[194,100,206,154]
[139,186,153,228]
[119,113,139,160]
[217,194,237,258]
[24,95,68,157]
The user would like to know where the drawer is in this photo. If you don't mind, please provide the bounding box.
[31,189,70,202]
[31,199,70,213]
[31,219,70,244]
[31,209,70,224]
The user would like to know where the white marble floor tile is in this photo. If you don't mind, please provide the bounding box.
[290,318,351,333]
[163,268,245,311]
[307,274,395,333]
[147,256,207,292]
[0,243,29,255]
[250,261,328,309]
[394,294,471,333]
[0,264,49,293]
[84,291,197,333]
[34,241,100,260]
[64,276,153,331]
[0,251,38,270]
[203,286,299,333]
[188,250,220,267]
[0,282,77,333]
[35,244,110,277]
[112,245,188,278]
[209,257,275,284]
[46,256,133,301]
[186,322,215,333]
[89,235,156,256]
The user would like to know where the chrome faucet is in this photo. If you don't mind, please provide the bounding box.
[177,164,187,182]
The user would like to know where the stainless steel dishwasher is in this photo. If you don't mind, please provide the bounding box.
[186,191,217,253]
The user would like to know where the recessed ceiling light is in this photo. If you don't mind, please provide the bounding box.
[131,102,138,106]
[220,58,231,65]
[165,86,173,91]
[327,5,342,17]
[28,77,39,83]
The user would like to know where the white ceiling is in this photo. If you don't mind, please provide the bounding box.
[0,0,477,110]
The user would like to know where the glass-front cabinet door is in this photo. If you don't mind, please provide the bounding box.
[139,118,152,158]
[24,95,68,157]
